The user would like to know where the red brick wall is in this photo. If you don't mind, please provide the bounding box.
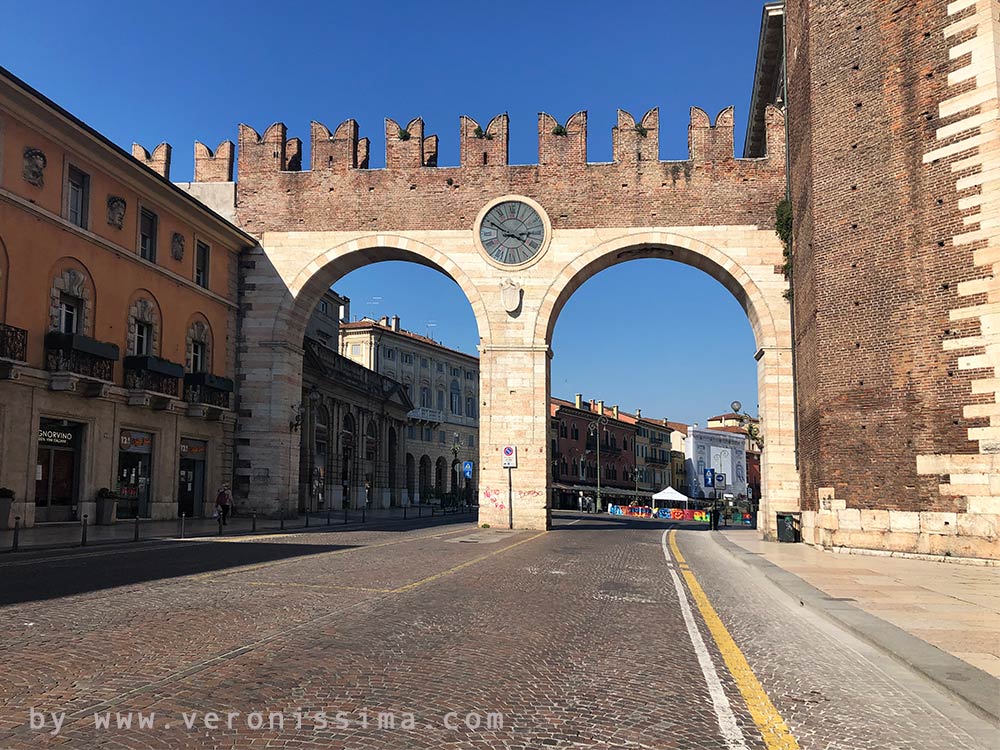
[787,0,988,513]
[233,108,786,235]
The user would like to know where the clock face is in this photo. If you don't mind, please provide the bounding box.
[478,200,546,265]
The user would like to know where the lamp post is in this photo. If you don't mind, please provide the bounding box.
[587,415,609,513]
[450,432,463,506]
[307,386,322,513]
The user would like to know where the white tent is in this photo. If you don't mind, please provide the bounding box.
[652,486,691,508]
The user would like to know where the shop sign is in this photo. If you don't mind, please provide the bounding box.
[38,428,75,446]
[180,438,207,460]
[120,430,153,454]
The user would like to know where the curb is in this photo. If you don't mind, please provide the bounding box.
[709,531,1000,726]
[0,509,477,558]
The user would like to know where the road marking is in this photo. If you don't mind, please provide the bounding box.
[668,530,800,750]
[660,529,748,750]
[391,531,546,593]
[245,581,394,593]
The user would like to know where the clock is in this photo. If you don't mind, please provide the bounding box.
[477,199,547,266]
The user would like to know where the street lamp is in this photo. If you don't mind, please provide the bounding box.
[307,387,322,512]
[450,432,463,506]
[587,415,609,512]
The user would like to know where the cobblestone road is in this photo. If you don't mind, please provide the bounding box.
[0,512,994,749]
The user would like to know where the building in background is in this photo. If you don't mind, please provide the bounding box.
[299,290,412,511]
[665,422,688,493]
[0,67,250,526]
[707,412,762,504]
[340,316,479,504]
[550,395,638,510]
[685,425,749,503]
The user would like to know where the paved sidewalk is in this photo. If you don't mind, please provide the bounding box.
[719,529,1000,678]
[0,503,473,552]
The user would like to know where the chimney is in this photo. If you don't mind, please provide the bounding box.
[612,404,619,419]
[379,315,389,327]
[597,400,605,416]
[390,315,401,332]
[575,393,583,409]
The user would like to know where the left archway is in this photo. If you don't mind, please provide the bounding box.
[236,235,487,516]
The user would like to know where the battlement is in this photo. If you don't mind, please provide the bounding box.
[132,142,171,179]
[186,105,785,182]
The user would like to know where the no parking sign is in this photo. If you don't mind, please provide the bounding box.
[501,445,517,469]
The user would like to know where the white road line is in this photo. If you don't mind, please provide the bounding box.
[661,529,748,750]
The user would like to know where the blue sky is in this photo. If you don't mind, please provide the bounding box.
[2,0,766,423]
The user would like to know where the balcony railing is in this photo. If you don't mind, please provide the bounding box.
[407,406,445,423]
[645,453,669,465]
[184,372,234,410]
[585,440,621,455]
[45,332,119,382]
[0,324,27,362]
[649,436,664,445]
[124,355,183,397]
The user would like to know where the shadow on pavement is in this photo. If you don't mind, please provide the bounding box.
[0,540,360,606]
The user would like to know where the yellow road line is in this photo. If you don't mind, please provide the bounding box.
[391,531,547,593]
[246,581,394,593]
[669,530,799,750]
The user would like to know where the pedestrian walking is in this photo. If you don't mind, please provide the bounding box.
[215,483,232,525]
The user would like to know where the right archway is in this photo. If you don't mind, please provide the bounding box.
[533,231,799,538]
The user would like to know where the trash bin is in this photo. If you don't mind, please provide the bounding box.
[776,512,801,543]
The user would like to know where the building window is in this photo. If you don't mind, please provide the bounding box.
[560,422,567,438]
[318,300,328,314]
[190,340,206,373]
[450,381,462,415]
[420,357,428,368]
[351,344,361,356]
[58,295,79,334]
[407,425,415,439]
[195,241,210,288]
[67,166,90,229]
[437,389,445,411]
[439,430,446,444]
[466,397,475,418]
[134,321,152,356]
[437,362,444,373]
[571,423,579,440]
[139,208,158,261]
[384,348,395,361]
[465,371,475,381]
[451,367,460,377]
[402,352,412,364]
[468,435,475,448]
[423,427,432,442]
[420,386,431,408]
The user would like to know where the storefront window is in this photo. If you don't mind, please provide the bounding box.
[118,430,153,518]
[35,419,83,522]
[178,438,207,518]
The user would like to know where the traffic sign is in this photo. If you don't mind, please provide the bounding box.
[704,468,715,487]
[501,444,517,469]
[715,473,726,485]
[463,460,474,479]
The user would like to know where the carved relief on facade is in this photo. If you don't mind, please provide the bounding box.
[22,147,46,187]
[171,232,185,261]
[107,196,127,228]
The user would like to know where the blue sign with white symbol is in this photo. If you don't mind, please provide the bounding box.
[463,460,474,479]
[704,468,715,488]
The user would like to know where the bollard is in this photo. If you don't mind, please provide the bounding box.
[12,516,20,552]
[327,507,332,526]
[81,514,88,547]
[403,505,407,520]
[252,511,257,533]
[280,504,285,531]
[305,510,310,528]
[344,506,349,524]
[134,514,140,542]
[218,511,223,535]
[362,506,366,524]
[418,505,422,518]
[180,512,186,539]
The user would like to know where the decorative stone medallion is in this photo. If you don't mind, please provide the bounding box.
[171,232,185,261]
[107,196,127,229]
[22,147,46,187]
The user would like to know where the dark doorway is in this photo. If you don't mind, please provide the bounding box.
[35,419,83,522]
[178,438,207,518]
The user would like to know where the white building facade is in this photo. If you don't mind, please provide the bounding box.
[685,426,748,501]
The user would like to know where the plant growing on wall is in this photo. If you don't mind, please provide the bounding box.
[551,124,568,136]
[776,198,793,300]
[398,128,411,141]
[634,124,648,137]
[472,126,493,140]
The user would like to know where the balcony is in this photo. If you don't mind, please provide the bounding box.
[0,324,27,379]
[124,355,184,407]
[184,371,234,417]
[649,436,664,445]
[645,453,669,465]
[585,440,621,455]
[407,406,444,424]
[45,331,119,394]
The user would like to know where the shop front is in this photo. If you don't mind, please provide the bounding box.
[34,418,84,523]
[178,438,207,518]
[117,430,154,518]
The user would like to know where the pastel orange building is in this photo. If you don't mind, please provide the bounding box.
[0,67,253,526]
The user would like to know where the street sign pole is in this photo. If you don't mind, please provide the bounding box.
[508,466,513,530]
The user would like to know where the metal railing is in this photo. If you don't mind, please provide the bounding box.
[184,384,230,409]
[0,324,27,362]
[125,368,179,396]
[46,348,114,381]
